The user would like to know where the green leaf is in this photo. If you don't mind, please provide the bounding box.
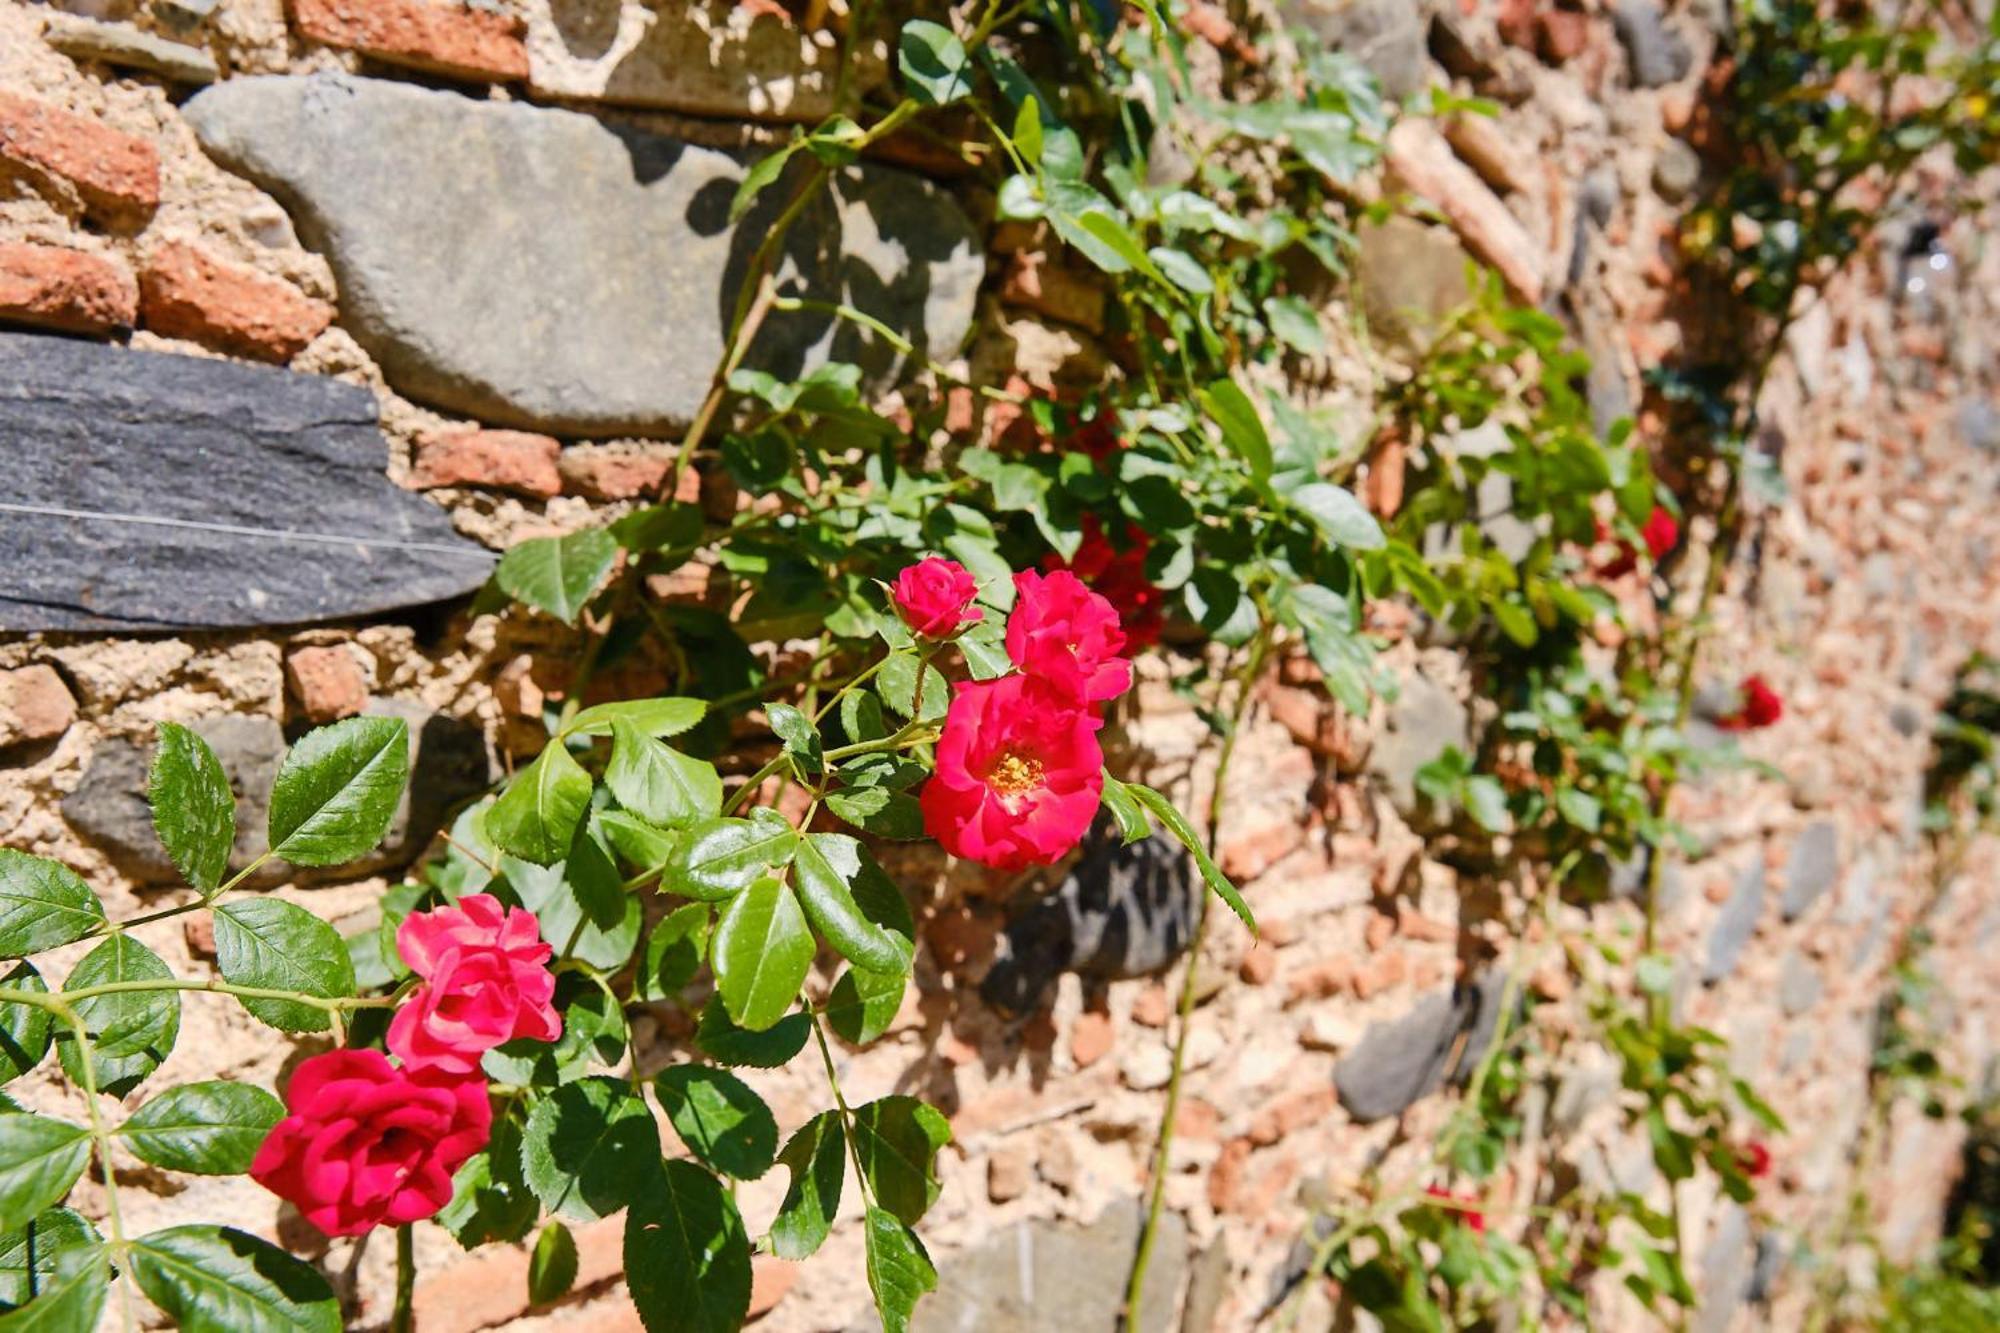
[522,1077,663,1222]
[267,716,410,866]
[956,621,1011,680]
[826,965,905,1046]
[1492,599,1538,647]
[1012,95,1043,166]
[148,722,235,894]
[898,19,972,106]
[849,1097,950,1227]
[529,1221,578,1307]
[57,935,178,1097]
[624,1159,751,1333]
[1461,775,1512,833]
[565,698,706,741]
[495,527,619,625]
[607,721,722,829]
[127,1225,339,1332]
[488,742,594,866]
[712,877,813,1032]
[597,810,679,873]
[0,1241,107,1330]
[0,1118,89,1235]
[825,786,925,840]
[877,653,947,722]
[1197,379,1273,481]
[508,840,641,973]
[769,1112,844,1261]
[864,1206,937,1333]
[695,996,810,1068]
[0,853,103,959]
[0,1208,100,1309]
[839,690,887,745]
[793,835,910,974]
[1292,482,1385,550]
[212,899,354,1034]
[0,965,50,1087]
[1149,246,1215,295]
[656,1066,778,1181]
[116,1081,283,1176]
[1264,294,1326,353]
[1126,785,1257,936]
[1097,775,1152,844]
[766,703,823,776]
[672,811,798,901]
[634,904,709,1003]
[610,502,704,554]
[435,1120,538,1251]
[1555,786,1602,832]
[729,140,800,225]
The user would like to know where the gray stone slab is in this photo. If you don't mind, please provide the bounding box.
[1704,859,1765,984]
[1781,820,1840,920]
[0,332,493,631]
[1283,0,1426,99]
[1365,667,1470,817]
[1334,969,1507,1121]
[184,74,983,437]
[42,13,219,84]
[1612,0,1693,88]
[1778,950,1822,1016]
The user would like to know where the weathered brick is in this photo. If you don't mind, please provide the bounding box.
[284,645,368,724]
[1070,1009,1114,1068]
[412,429,563,497]
[412,1217,622,1332]
[290,0,528,82]
[1538,9,1591,64]
[0,243,137,336]
[0,665,76,748]
[1239,941,1279,986]
[988,1145,1032,1202]
[1000,250,1108,334]
[558,444,684,501]
[1130,982,1172,1027]
[139,241,333,362]
[0,92,159,219]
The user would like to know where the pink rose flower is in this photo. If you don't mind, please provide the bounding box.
[891,556,983,639]
[251,1050,490,1236]
[919,675,1105,870]
[1006,569,1132,705]
[387,893,560,1076]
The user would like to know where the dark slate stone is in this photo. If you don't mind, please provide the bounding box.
[63,706,491,887]
[1780,820,1840,920]
[1746,1232,1788,1304]
[184,74,983,437]
[1333,970,1507,1122]
[1703,859,1765,984]
[981,817,1200,1014]
[1612,0,1693,88]
[0,332,493,631]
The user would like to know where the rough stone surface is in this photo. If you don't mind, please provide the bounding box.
[40,12,220,84]
[1366,667,1470,815]
[1354,216,1474,350]
[1283,0,1427,100]
[524,2,868,123]
[981,819,1201,1014]
[1611,0,1692,88]
[0,241,137,335]
[184,75,983,437]
[1704,860,1766,984]
[1385,119,1544,304]
[291,0,529,83]
[139,239,334,363]
[1781,820,1840,920]
[1653,138,1702,202]
[1778,950,1822,1017]
[0,331,495,631]
[0,664,77,749]
[1334,971,1507,1121]
[0,89,159,220]
[557,443,674,501]
[1695,1202,1754,1333]
[410,429,563,498]
[911,1200,1186,1333]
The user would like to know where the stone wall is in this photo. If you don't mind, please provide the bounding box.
[2,1,1997,1331]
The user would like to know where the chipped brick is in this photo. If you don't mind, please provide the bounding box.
[412,429,563,498]
[0,242,136,336]
[285,645,368,724]
[139,241,333,362]
[0,91,158,219]
[290,0,529,83]
[0,665,76,748]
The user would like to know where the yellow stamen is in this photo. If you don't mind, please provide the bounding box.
[986,751,1045,799]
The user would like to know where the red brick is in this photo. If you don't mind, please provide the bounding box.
[1208,1137,1253,1212]
[558,445,677,501]
[0,92,159,219]
[0,665,76,748]
[1239,941,1279,986]
[748,1255,794,1322]
[0,243,136,336]
[1286,957,1353,1002]
[1070,1009,1114,1068]
[183,914,216,960]
[285,645,368,724]
[1537,10,1590,64]
[413,1218,621,1333]
[988,1146,1032,1202]
[1350,949,1408,1000]
[999,249,1107,334]
[1397,903,1458,944]
[1130,982,1172,1027]
[290,0,528,82]
[139,241,333,362]
[413,429,562,498]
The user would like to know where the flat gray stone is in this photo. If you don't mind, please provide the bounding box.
[981,817,1199,1014]
[63,706,491,888]
[1703,860,1765,984]
[184,74,983,437]
[908,1200,1186,1333]
[42,13,219,84]
[1366,667,1469,816]
[1778,950,1821,1016]
[1695,1203,1754,1333]
[1653,138,1701,203]
[1781,820,1840,920]
[1334,970,1506,1121]
[1283,0,1427,99]
[1612,0,1692,88]
[1354,216,1473,351]
[0,332,493,632]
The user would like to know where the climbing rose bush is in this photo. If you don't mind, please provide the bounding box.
[921,674,1108,869]
[891,555,984,639]
[1005,568,1134,704]
[1717,674,1784,731]
[387,893,561,1076]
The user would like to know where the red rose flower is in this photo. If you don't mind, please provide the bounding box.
[1007,569,1133,704]
[1046,518,1165,651]
[1595,506,1679,578]
[1425,1185,1487,1233]
[920,675,1105,870]
[1069,416,1122,464]
[891,556,983,639]
[251,1050,491,1236]
[1737,1141,1773,1180]
[1716,675,1783,732]
[387,893,560,1076]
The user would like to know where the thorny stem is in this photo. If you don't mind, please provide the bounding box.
[1121,626,1272,1331]
[0,980,396,1013]
[391,1223,416,1333]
